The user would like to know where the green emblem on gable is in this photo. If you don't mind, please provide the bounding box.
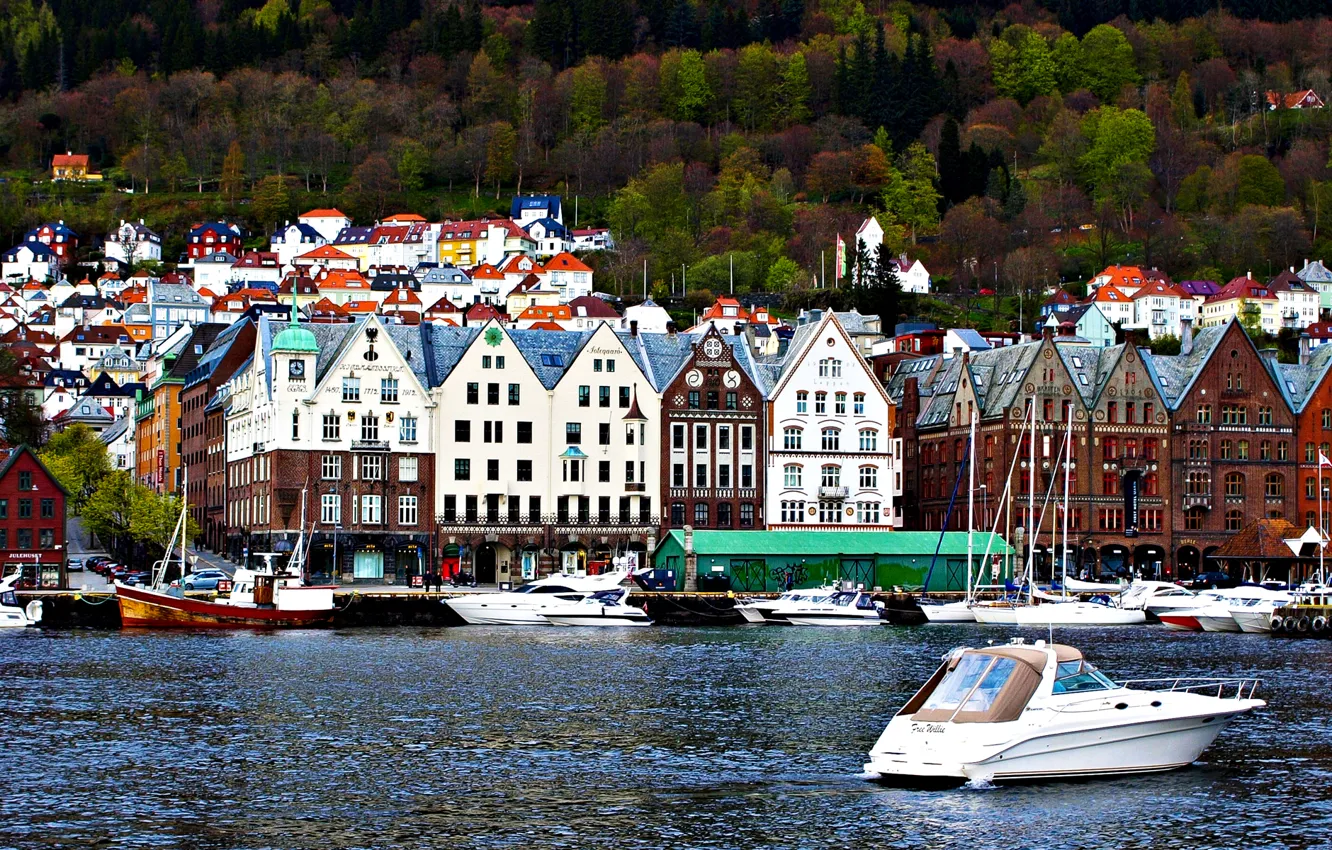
[485,327,503,347]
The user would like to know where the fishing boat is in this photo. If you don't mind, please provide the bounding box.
[115,481,336,629]
[863,638,1264,785]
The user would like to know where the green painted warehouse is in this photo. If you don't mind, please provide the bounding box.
[652,530,1014,592]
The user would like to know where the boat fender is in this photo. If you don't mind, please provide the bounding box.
[1313,616,1328,635]
[24,600,42,624]
[1297,616,1312,633]
[1270,615,1284,634]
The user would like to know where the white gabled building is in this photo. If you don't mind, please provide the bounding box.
[105,220,162,265]
[765,312,900,530]
[432,321,661,583]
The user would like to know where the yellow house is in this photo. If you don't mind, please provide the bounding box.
[52,152,102,182]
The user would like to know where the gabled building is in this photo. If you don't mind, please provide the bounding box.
[52,151,99,182]
[1130,280,1191,339]
[1088,283,1134,329]
[231,252,284,287]
[1296,259,1332,313]
[661,327,767,536]
[135,323,226,492]
[1202,273,1280,334]
[1090,265,1148,298]
[105,219,162,265]
[25,222,78,265]
[1142,319,1297,575]
[523,217,571,256]
[186,250,242,294]
[766,312,899,531]
[147,282,210,339]
[270,222,327,266]
[2,242,57,283]
[0,446,68,588]
[571,227,615,253]
[186,222,243,260]
[1270,343,1332,539]
[1268,268,1320,330]
[510,195,563,226]
[299,209,352,243]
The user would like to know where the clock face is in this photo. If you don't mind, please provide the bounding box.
[703,337,724,359]
[723,369,741,389]
[289,359,305,378]
[685,369,703,388]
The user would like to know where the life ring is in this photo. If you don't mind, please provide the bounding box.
[1313,616,1328,635]
[1270,615,1284,634]
[1297,616,1312,633]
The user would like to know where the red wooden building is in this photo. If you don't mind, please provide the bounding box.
[0,446,68,588]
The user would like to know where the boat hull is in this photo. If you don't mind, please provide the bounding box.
[971,605,1018,624]
[866,710,1253,784]
[1013,603,1146,626]
[116,584,333,629]
[784,614,881,626]
[919,601,976,623]
[1197,614,1242,633]
[736,604,773,624]
[542,613,651,627]
[1233,611,1274,634]
[1158,613,1203,631]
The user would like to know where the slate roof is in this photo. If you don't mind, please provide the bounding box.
[508,329,594,389]
[510,195,562,220]
[884,354,943,403]
[184,320,251,389]
[1273,345,1332,413]
[833,311,879,334]
[1139,322,1231,409]
[98,416,131,446]
[166,324,227,381]
[1058,344,1117,405]
[1297,260,1332,285]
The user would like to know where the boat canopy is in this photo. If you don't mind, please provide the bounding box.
[907,645,1076,725]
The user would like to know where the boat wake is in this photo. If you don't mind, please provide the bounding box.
[964,776,996,791]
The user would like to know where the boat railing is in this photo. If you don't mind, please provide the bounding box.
[1118,677,1262,700]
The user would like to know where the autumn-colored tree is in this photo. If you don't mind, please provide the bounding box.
[220,140,246,203]
[251,174,292,233]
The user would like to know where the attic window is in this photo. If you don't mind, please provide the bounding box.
[541,354,564,367]
[194,345,203,354]
[1072,356,1083,368]
[1078,374,1088,385]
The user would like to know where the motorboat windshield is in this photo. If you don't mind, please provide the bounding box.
[909,647,1045,724]
[1052,660,1117,694]
[515,583,578,594]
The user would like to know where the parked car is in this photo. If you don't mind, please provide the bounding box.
[1182,571,1238,590]
[66,558,83,572]
[122,572,151,587]
[86,556,110,573]
[182,569,229,591]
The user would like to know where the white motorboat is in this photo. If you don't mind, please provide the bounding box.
[863,638,1264,785]
[1061,576,1128,594]
[735,587,836,624]
[1226,588,1292,634]
[0,572,41,628]
[541,587,652,627]
[970,600,1020,625]
[1146,588,1218,621]
[1121,582,1196,618]
[443,571,629,625]
[782,589,883,626]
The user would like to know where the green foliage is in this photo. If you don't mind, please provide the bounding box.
[569,64,608,134]
[880,142,940,242]
[393,140,432,193]
[1051,32,1085,94]
[990,26,1055,104]
[1080,25,1139,102]
[1079,107,1155,192]
[82,471,134,551]
[776,53,812,127]
[1235,155,1287,207]
[251,175,292,232]
[39,425,111,514]
[1148,334,1181,355]
[661,49,712,122]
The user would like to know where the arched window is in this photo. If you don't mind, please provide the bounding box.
[783,464,802,488]
[859,466,878,489]
[1260,440,1272,461]
[821,465,841,486]
[1219,439,1233,460]
[853,392,865,415]
[1224,472,1244,497]
[1225,509,1244,531]
[1265,473,1284,498]
[814,392,827,414]
[1237,439,1249,460]
[796,391,808,413]
[834,392,847,414]
[783,428,802,450]
[858,429,877,451]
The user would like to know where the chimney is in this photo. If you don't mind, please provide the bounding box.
[1259,347,1278,363]
[1180,316,1194,355]
[952,346,963,359]
[1247,270,1252,280]
[667,321,677,336]
[1300,333,1311,366]
[630,320,638,337]
[1042,313,1058,340]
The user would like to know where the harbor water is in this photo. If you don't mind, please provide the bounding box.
[2,625,1329,850]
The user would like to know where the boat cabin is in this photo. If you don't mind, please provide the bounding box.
[898,644,1117,724]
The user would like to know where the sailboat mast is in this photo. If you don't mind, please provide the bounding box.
[1027,397,1037,604]
[1061,407,1072,594]
[967,409,976,603]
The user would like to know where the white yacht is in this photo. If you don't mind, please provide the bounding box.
[863,639,1264,784]
[0,572,41,628]
[442,571,629,625]
[735,587,837,624]
[541,588,652,627]
[1011,598,1146,626]
[1231,590,1292,634]
[919,599,978,623]
[782,589,883,626]
[1121,581,1196,617]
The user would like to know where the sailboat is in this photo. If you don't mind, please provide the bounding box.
[974,405,1144,626]
[115,479,337,628]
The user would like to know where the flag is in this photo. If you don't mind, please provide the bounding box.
[1320,451,1332,469]
[835,234,846,279]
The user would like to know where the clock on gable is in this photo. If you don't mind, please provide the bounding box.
[288,359,305,378]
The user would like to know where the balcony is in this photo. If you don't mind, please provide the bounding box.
[1182,493,1212,510]
[625,482,646,492]
[819,485,850,499]
[351,439,390,452]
